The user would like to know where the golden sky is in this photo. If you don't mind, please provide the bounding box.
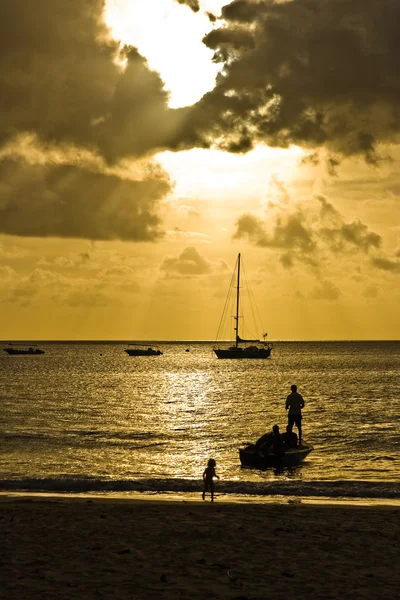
[0,0,399,340]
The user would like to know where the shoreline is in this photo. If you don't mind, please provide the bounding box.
[4,494,399,599]
[2,490,400,507]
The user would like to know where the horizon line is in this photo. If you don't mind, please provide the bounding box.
[1,339,399,344]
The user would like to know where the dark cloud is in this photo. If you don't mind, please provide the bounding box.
[233,190,382,268]
[0,158,169,241]
[317,196,382,253]
[7,0,400,165]
[3,0,400,165]
[2,0,399,243]
[0,0,189,162]
[191,0,400,159]
[175,0,200,12]
[371,257,400,273]
[234,212,316,257]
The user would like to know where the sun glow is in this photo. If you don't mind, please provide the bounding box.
[158,144,306,200]
[104,0,228,108]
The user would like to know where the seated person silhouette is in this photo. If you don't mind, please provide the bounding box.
[255,425,285,458]
[282,425,298,449]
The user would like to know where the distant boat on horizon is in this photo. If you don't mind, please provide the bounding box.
[124,343,163,357]
[3,343,45,355]
[213,253,273,359]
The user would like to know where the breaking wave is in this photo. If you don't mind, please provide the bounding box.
[0,477,399,500]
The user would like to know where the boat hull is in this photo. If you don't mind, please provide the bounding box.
[125,349,162,356]
[239,443,313,468]
[4,348,45,355]
[214,346,271,359]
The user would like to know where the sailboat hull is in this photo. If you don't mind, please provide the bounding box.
[214,346,271,359]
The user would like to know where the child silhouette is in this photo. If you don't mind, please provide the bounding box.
[202,458,220,501]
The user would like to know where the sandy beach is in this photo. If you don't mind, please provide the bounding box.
[3,495,399,599]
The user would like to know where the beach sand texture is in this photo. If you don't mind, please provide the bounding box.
[3,497,399,599]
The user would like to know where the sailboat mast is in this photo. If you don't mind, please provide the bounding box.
[235,253,241,347]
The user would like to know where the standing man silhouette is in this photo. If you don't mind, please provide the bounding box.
[285,384,305,445]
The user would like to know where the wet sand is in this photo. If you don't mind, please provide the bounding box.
[3,495,399,599]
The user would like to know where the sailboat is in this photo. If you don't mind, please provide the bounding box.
[213,253,273,359]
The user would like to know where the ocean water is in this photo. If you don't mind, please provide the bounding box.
[1,341,399,501]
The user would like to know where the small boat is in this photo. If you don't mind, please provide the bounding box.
[239,442,313,468]
[214,253,273,359]
[3,344,45,355]
[124,344,163,356]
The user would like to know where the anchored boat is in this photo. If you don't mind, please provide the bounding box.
[124,344,163,356]
[3,344,45,355]
[214,253,273,359]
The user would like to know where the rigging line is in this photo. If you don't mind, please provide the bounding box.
[241,260,263,339]
[248,273,266,336]
[215,255,238,342]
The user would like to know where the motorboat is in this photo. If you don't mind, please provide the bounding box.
[3,344,45,355]
[124,344,163,356]
[239,441,313,468]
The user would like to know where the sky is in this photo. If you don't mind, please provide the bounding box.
[0,0,399,341]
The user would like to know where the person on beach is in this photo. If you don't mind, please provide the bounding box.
[202,458,220,501]
[285,384,305,445]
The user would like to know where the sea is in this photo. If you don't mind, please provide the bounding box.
[1,341,399,504]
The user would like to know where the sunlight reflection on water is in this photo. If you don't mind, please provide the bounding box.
[1,341,399,490]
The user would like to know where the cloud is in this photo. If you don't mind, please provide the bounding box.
[160,246,226,276]
[371,257,400,273]
[310,280,342,301]
[0,0,190,163]
[38,252,92,269]
[0,0,190,241]
[363,284,379,298]
[2,0,400,245]
[3,0,400,167]
[0,242,29,259]
[5,0,400,167]
[317,197,382,253]
[0,260,140,307]
[0,265,16,281]
[191,0,400,160]
[233,184,382,268]
[177,205,201,220]
[175,0,200,12]
[0,158,170,240]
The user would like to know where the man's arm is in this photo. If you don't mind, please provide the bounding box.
[300,395,305,408]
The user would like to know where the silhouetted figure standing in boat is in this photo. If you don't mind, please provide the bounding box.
[202,458,220,501]
[286,384,305,445]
